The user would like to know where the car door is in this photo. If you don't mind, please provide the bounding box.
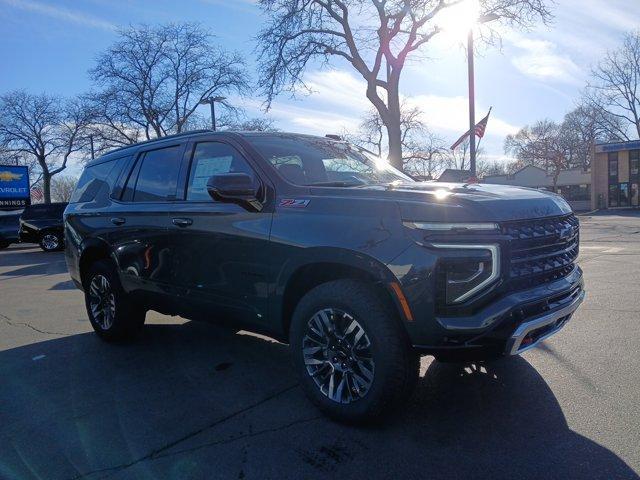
[168,137,273,329]
[109,142,186,304]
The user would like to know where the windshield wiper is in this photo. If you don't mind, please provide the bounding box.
[305,181,364,187]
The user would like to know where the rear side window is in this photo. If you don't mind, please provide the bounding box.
[70,157,126,204]
[132,146,182,202]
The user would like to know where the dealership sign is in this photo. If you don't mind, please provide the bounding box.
[0,165,30,209]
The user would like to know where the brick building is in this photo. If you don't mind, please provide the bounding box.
[591,140,640,210]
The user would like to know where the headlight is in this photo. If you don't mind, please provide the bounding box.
[403,221,499,232]
[433,244,500,304]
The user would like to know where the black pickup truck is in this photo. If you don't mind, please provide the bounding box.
[64,131,584,422]
[19,202,67,251]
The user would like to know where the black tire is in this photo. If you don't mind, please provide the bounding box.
[0,241,9,249]
[39,231,63,252]
[84,259,146,341]
[290,279,419,423]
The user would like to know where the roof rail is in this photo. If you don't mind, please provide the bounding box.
[105,129,213,155]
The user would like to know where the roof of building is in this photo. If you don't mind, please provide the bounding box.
[595,139,640,153]
[437,169,470,182]
[483,165,590,187]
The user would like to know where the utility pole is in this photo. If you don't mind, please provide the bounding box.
[89,134,95,160]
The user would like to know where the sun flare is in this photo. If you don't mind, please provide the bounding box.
[436,0,481,41]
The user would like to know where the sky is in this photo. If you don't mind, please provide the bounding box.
[0,0,639,175]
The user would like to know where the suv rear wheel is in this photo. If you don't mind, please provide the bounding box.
[84,260,146,341]
[290,279,419,423]
[39,231,63,252]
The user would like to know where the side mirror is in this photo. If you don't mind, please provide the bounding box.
[206,173,262,211]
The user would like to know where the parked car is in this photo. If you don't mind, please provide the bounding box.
[64,130,585,422]
[19,202,67,251]
[0,209,22,249]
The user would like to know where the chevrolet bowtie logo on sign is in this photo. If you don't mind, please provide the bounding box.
[0,171,23,182]
[0,165,30,210]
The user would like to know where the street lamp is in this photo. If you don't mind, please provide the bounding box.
[438,0,499,179]
[467,13,499,179]
[199,96,227,131]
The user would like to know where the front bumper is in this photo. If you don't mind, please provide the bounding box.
[504,287,584,355]
[412,266,585,358]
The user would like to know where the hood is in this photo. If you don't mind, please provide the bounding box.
[344,182,573,222]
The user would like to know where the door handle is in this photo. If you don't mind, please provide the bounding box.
[172,217,193,228]
[110,217,126,226]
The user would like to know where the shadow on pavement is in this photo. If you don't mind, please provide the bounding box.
[49,280,78,291]
[0,320,636,480]
[0,249,67,276]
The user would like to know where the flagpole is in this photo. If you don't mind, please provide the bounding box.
[467,28,476,180]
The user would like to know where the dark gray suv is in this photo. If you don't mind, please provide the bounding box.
[65,130,584,422]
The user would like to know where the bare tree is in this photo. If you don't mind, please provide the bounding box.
[444,137,486,172]
[504,104,625,184]
[476,158,513,177]
[504,119,571,188]
[587,31,640,140]
[561,104,624,170]
[89,23,249,148]
[346,103,447,176]
[346,109,387,157]
[51,175,78,202]
[223,117,279,132]
[0,91,92,203]
[402,130,449,179]
[256,0,553,169]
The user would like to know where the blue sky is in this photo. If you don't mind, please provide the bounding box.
[1,0,638,170]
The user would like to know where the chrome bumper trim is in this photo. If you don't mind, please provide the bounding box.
[505,289,585,356]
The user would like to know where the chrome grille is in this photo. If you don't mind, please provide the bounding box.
[502,214,579,284]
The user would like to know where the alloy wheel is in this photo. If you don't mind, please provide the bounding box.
[42,234,59,250]
[302,308,375,404]
[88,274,116,330]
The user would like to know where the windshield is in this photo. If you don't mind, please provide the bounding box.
[246,135,414,186]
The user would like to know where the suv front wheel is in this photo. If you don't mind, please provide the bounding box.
[84,260,146,341]
[290,279,419,423]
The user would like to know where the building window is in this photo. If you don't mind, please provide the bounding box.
[609,184,619,207]
[556,184,591,201]
[630,150,639,179]
[631,182,639,207]
[608,152,619,181]
[619,183,630,207]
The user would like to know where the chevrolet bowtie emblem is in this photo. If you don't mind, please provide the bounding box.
[0,171,23,182]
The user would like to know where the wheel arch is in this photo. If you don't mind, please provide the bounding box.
[274,248,408,342]
[78,238,116,289]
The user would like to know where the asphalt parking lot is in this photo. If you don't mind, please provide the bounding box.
[1,212,639,480]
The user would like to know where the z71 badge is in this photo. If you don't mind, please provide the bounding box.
[279,198,310,208]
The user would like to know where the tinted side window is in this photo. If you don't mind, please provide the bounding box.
[186,142,254,201]
[70,157,126,204]
[133,146,182,202]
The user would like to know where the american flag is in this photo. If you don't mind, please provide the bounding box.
[450,107,492,151]
[30,186,43,203]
